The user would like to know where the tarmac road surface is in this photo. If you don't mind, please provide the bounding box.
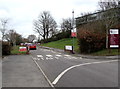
[31,47,118,88]
[2,47,118,88]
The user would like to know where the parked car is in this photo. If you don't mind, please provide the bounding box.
[29,43,37,50]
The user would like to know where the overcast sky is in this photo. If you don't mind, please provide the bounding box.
[0,0,100,38]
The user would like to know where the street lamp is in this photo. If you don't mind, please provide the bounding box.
[72,10,75,53]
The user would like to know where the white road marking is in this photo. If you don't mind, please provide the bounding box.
[80,57,82,59]
[32,57,37,60]
[58,53,62,54]
[37,55,44,60]
[64,55,71,57]
[51,51,56,53]
[52,60,118,85]
[37,58,40,60]
[37,55,43,58]
[46,55,53,57]
[71,57,78,59]
[56,55,62,57]
[46,55,53,60]
[46,57,54,60]
[31,57,55,88]
[41,57,44,60]
[55,57,59,59]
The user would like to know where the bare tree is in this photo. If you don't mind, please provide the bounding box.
[98,0,119,11]
[28,34,36,43]
[97,0,120,48]
[33,11,57,40]
[60,18,72,32]
[0,19,8,40]
[5,30,17,46]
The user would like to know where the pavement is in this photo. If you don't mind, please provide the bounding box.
[2,55,50,87]
[39,46,119,60]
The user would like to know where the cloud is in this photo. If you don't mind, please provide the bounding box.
[0,0,99,38]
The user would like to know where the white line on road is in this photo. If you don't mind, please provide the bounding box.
[37,55,43,58]
[56,55,62,57]
[46,55,53,57]
[64,55,71,57]
[52,60,118,85]
[37,58,40,60]
[55,57,59,59]
[31,57,55,88]
[41,57,44,60]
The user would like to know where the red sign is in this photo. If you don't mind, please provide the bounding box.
[19,47,27,52]
[71,32,77,37]
[109,29,119,48]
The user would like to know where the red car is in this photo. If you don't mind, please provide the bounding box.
[28,43,37,50]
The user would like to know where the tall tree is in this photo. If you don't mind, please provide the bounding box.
[5,30,17,46]
[0,19,8,40]
[33,11,57,40]
[5,29,23,46]
[60,18,72,32]
[98,0,119,11]
[28,34,36,43]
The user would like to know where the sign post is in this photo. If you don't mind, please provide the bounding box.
[19,47,27,52]
[64,45,74,54]
[109,29,119,48]
[19,46,29,54]
[108,29,120,53]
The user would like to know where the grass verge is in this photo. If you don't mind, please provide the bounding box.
[41,38,120,56]
[91,49,120,56]
[11,46,27,55]
[41,38,79,52]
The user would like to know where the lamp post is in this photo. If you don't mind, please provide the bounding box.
[72,10,75,53]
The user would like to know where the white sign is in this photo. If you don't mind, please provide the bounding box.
[110,45,119,48]
[65,46,73,50]
[19,47,27,51]
[71,28,76,32]
[110,29,119,34]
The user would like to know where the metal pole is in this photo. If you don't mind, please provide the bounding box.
[72,10,74,53]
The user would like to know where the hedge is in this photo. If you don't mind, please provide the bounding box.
[77,30,106,53]
[2,41,11,55]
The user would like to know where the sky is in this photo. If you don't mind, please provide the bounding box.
[0,0,100,38]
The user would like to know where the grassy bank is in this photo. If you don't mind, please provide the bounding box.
[41,38,79,52]
[41,38,119,56]
[11,46,27,55]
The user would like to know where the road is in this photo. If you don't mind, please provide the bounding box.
[30,47,118,88]
[2,47,118,88]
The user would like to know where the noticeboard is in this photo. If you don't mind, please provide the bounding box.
[65,46,73,51]
[108,29,120,48]
[19,47,27,52]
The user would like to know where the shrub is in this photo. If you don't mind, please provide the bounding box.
[77,30,106,53]
[2,41,11,55]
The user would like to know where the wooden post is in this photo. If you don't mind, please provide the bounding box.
[26,46,29,54]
